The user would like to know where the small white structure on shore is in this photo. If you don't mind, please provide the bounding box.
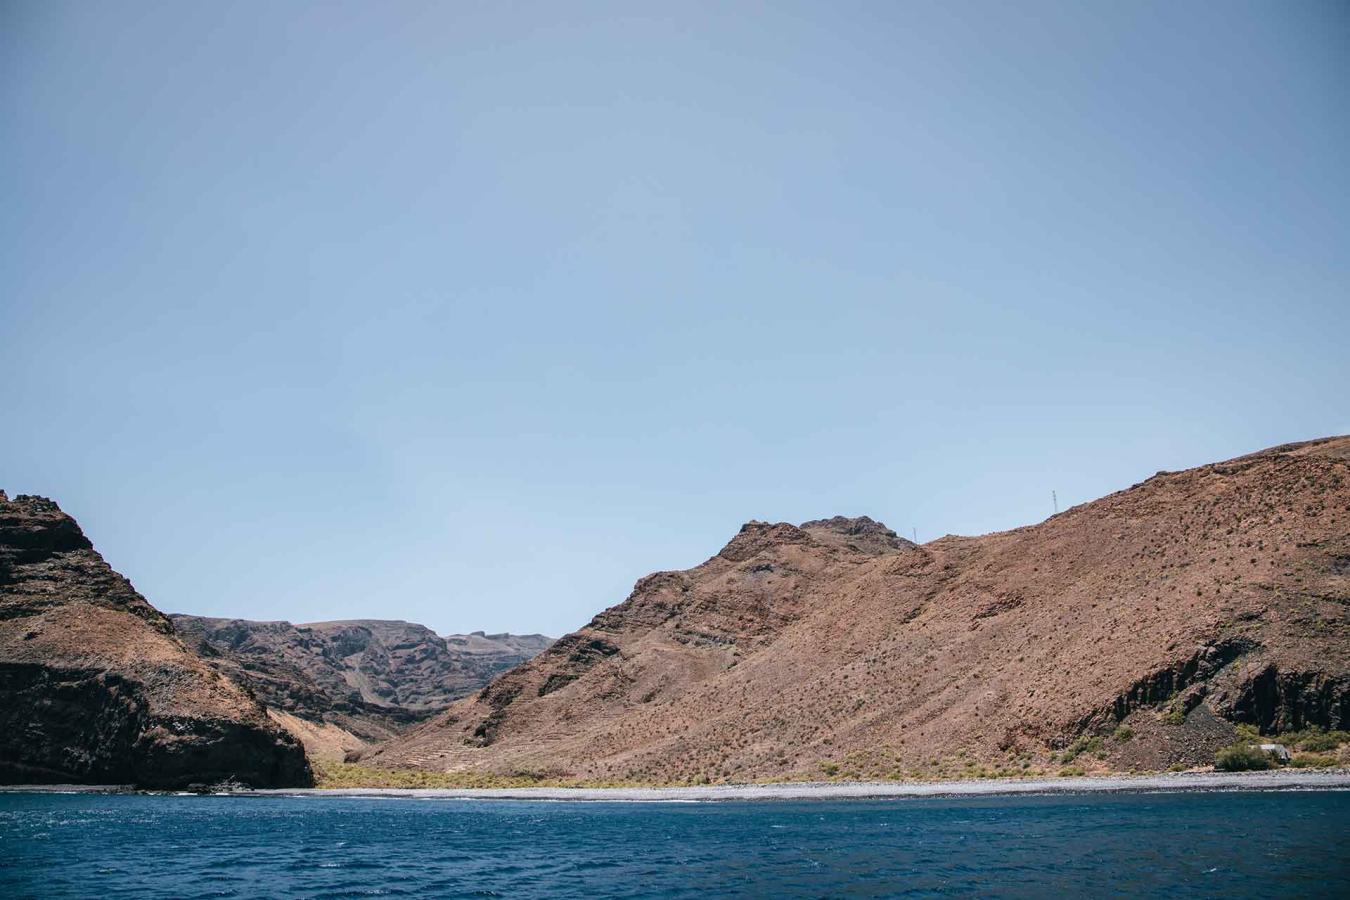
[1259,743,1291,762]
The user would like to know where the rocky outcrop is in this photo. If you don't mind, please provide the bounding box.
[363,437,1350,782]
[170,615,552,756]
[800,516,914,555]
[0,493,311,788]
[1218,666,1350,733]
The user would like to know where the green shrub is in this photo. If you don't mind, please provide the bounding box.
[1214,744,1274,772]
[1297,733,1338,752]
[1161,708,1187,726]
[1061,735,1105,762]
[1113,725,1134,742]
[1285,730,1349,752]
[1289,754,1338,769]
[818,761,840,777]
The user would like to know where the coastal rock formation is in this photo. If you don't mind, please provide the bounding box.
[362,437,1350,782]
[170,615,552,758]
[0,493,311,788]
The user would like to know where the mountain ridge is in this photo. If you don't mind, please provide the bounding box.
[359,436,1350,782]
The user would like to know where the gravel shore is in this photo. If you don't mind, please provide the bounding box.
[5,769,1347,800]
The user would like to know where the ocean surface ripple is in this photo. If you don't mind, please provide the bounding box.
[1,790,1347,898]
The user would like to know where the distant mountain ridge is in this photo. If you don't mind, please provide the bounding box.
[170,614,552,758]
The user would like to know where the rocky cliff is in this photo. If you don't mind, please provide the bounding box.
[170,615,552,758]
[361,437,1350,782]
[0,493,311,788]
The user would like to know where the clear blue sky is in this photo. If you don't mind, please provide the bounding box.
[3,2,1346,637]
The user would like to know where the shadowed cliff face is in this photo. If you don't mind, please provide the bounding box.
[362,438,1350,782]
[169,615,553,753]
[0,493,312,789]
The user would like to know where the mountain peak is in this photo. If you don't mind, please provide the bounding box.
[716,521,810,562]
[800,515,915,553]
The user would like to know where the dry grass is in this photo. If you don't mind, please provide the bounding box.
[313,760,662,790]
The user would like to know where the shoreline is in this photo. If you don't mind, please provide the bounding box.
[4,769,1348,801]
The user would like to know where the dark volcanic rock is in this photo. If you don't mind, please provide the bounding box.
[0,492,311,788]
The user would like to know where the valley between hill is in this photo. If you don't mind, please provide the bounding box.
[170,615,551,759]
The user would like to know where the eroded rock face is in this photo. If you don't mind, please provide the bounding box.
[0,493,311,788]
[1219,666,1350,732]
[364,437,1350,782]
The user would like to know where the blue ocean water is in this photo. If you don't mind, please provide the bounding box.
[1,790,1347,898]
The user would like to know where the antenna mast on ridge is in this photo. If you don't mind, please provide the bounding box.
[1052,490,1058,514]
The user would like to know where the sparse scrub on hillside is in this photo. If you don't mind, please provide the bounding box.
[1059,736,1105,763]
[1278,729,1349,752]
[317,761,546,789]
[352,442,1350,785]
[312,761,650,790]
[1288,754,1339,769]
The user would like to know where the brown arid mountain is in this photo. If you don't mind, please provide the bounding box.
[0,492,311,788]
[360,437,1350,783]
[170,615,552,760]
